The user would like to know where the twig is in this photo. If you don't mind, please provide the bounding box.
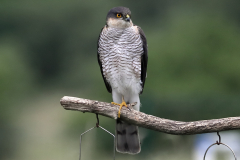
[60,96,240,135]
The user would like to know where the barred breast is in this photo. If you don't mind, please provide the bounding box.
[98,26,143,94]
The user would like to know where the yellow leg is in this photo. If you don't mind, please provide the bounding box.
[111,97,128,118]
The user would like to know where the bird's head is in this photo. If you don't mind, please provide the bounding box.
[106,6,133,29]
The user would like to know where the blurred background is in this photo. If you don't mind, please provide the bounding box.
[1,0,240,160]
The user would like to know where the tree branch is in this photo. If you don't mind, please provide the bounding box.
[60,96,240,135]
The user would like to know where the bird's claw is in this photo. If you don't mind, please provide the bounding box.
[111,97,129,118]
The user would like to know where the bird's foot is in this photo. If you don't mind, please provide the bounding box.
[111,97,129,118]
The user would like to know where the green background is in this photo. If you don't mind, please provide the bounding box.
[1,0,240,159]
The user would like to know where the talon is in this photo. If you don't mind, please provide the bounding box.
[111,97,128,118]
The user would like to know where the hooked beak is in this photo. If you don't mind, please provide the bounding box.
[125,14,130,22]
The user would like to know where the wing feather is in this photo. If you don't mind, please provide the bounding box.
[137,26,148,94]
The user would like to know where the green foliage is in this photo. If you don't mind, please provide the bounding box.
[148,11,240,95]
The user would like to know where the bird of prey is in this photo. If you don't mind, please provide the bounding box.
[97,6,148,154]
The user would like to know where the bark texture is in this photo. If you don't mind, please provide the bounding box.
[60,96,240,135]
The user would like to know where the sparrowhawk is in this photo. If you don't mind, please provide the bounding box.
[97,6,148,154]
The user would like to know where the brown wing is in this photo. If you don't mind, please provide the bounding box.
[137,26,148,94]
[97,26,112,93]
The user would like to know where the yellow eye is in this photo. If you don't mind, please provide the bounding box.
[116,13,122,18]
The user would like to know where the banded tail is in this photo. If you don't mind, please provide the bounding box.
[116,119,141,154]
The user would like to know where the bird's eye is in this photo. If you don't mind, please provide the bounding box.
[116,13,122,18]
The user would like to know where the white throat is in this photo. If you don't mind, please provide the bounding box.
[107,18,133,29]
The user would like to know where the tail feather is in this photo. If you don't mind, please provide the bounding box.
[116,119,141,154]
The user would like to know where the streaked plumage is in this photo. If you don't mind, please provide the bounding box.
[97,6,148,154]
